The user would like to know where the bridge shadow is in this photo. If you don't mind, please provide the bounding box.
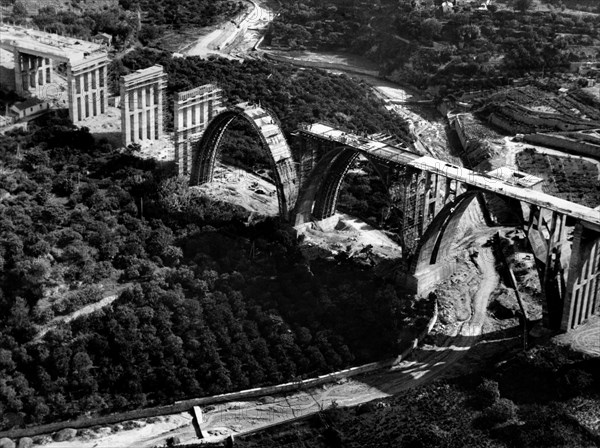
[355,322,535,398]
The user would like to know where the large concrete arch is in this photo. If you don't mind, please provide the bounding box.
[189,106,298,220]
[292,146,391,226]
[410,190,526,294]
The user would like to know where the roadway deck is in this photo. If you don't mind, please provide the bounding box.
[410,156,600,229]
[301,123,600,229]
[0,25,104,63]
[300,122,420,165]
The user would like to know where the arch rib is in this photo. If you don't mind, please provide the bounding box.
[190,105,298,220]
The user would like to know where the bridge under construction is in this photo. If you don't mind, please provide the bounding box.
[187,104,599,333]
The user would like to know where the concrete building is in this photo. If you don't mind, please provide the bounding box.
[93,33,113,47]
[174,84,223,176]
[10,97,51,119]
[120,65,167,147]
[0,25,109,124]
[486,166,544,192]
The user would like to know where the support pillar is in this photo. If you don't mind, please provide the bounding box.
[23,54,31,91]
[14,49,24,94]
[561,223,600,330]
[100,65,107,114]
[67,66,77,123]
[46,58,52,84]
[138,88,146,140]
[132,88,140,140]
[30,56,38,89]
[195,100,201,127]
[156,84,163,139]
[542,212,567,329]
[93,68,100,117]
[149,86,156,140]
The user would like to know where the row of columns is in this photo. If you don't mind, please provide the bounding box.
[130,85,159,142]
[68,63,107,124]
[562,223,600,330]
[11,49,109,125]
[400,170,461,254]
[174,89,221,176]
[14,50,52,95]
[121,81,164,147]
[524,206,599,330]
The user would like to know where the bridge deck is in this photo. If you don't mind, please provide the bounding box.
[410,156,600,228]
[0,25,103,63]
[301,123,600,229]
[301,123,420,165]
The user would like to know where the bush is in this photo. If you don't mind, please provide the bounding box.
[477,398,518,428]
[475,378,500,408]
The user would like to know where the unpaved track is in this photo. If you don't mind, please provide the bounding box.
[182,0,271,58]
[34,284,131,342]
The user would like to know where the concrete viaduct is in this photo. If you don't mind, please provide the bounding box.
[189,103,600,332]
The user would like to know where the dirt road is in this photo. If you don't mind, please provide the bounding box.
[182,0,272,58]
[34,284,131,342]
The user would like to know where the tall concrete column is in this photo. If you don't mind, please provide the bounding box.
[100,65,107,114]
[561,224,600,330]
[93,68,101,117]
[30,56,38,88]
[86,72,93,119]
[37,57,44,87]
[121,89,129,146]
[46,58,52,84]
[14,49,24,94]
[139,87,147,140]
[186,105,192,131]
[195,101,201,127]
[24,54,32,91]
[132,88,140,140]
[67,66,79,123]
[149,85,156,140]
[156,84,163,139]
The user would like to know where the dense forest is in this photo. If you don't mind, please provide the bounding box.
[234,345,600,448]
[0,55,428,429]
[29,6,138,49]
[7,0,244,50]
[267,1,600,91]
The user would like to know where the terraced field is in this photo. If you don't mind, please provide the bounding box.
[516,148,600,207]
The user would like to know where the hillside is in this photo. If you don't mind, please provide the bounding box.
[0,56,424,431]
[18,0,118,15]
[266,0,600,93]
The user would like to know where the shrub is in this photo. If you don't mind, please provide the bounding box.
[476,378,500,408]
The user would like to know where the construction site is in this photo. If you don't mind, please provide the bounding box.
[0,5,598,447]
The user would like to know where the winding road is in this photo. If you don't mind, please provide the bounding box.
[180,0,271,58]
